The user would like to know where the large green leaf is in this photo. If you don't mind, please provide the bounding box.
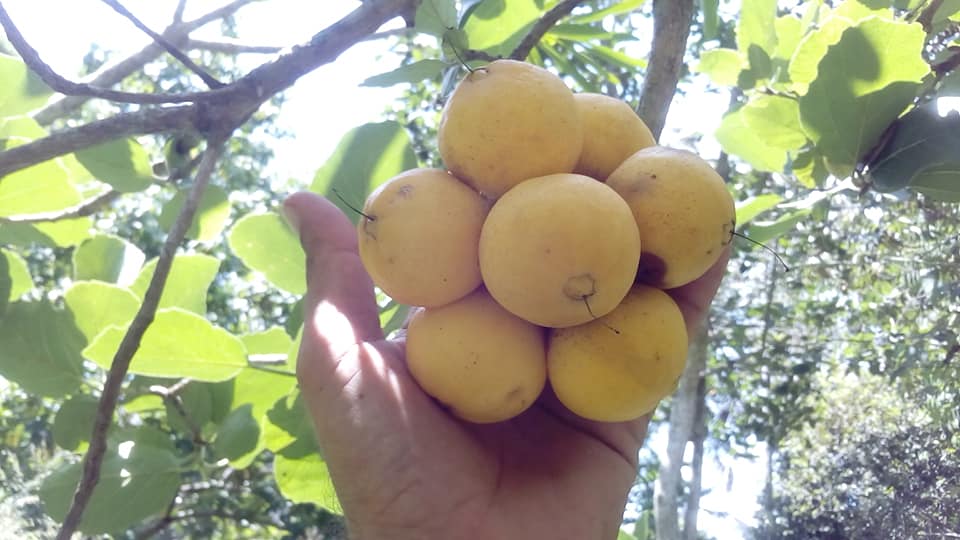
[569,0,646,24]
[747,209,812,243]
[415,0,458,36]
[212,404,261,461]
[0,54,53,116]
[0,301,85,396]
[798,18,927,178]
[362,59,448,88]
[40,426,180,535]
[695,49,747,87]
[64,281,141,342]
[736,194,784,227]
[274,451,342,513]
[74,138,155,193]
[309,121,417,225]
[737,0,778,57]
[462,0,544,58]
[1,248,32,306]
[0,159,80,217]
[72,234,145,285]
[908,163,960,202]
[228,212,305,295]
[130,253,220,314]
[741,94,808,159]
[157,185,232,243]
[716,107,789,172]
[52,394,99,452]
[0,218,92,248]
[83,308,247,382]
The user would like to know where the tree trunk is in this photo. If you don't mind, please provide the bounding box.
[655,324,709,540]
[683,374,707,540]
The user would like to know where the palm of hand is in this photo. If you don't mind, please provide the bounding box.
[286,192,727,540]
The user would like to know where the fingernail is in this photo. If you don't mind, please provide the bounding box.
[281,199,301,236]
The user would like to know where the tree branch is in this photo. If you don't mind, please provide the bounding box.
[173,0,188,24]
[0,106,195,178]
[55,139,226,540]
[34,0,260,124]
[637,0,695,140]
[0,189,119,224]
[99,0,226,89]
[917,0,946,31]
[186,38,283,55]
[509,0,587,60]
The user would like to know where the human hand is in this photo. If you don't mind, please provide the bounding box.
[283,191,729,540]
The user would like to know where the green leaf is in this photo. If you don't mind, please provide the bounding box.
[548,23,624,41]
[157,185,232,243]
[866,104,960,193]
[309,121,417,225]
[584,44,646,69]
[569,0,646,24]
[737,0,778,57]
[736,194,784,227]
[72,234,145,285]
[774,15,804,62]
[798,18,927,178]
[1,248,32,304]
[122,393,164,413]
[716,107,789,172]
[742,95,808,152]
[618,529,637,540]
[212,404,261,461]
[83,308,247,382]
[264,391,314,453]
[74,138,155,193]
[379,299,410,338]
[0,301,85,396]
[64,281,141,342]
[790,147,831,188]
[463,0,544,58]
[909,163,960,202]
[415,0,458,36]
[747,209,812,243]
[361,59,448,87]
[52,394,99,451]
[227,212,304,295]
[0,54,53,116]
[696,49,747,87]
[788,6,884,94]
[0,218,92,248]
[274,451,342,513]
[40,426,180,535]
[130,253,220,314]
[703,0,719,40]
[0,158,80,217]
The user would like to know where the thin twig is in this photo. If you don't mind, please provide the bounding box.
[0,106,195,178]
[509,0,587,60]
[637,0,695,140]
[55,139,227,540]
[34,0,260,124]
[0,190,119,224]
[173,0,188,24]
[149,380,204,443]
[916,0,946,31]
[186,38,283,55]
[99,0,226,89]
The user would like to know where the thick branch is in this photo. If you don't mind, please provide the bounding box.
[509,0,586,60]
[0,189,119,224]
[56,140,226,540]
[0,106,194,178]
[637,0,695,140]
[99,0,226,89]
[186,38,283,55]
[33,0,260,124]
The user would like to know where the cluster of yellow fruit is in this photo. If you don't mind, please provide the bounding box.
[358,60,735,424]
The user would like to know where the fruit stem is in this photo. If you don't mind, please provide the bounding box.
[332,188,375,221]
[582,296,621,335]
[732,231,789,272]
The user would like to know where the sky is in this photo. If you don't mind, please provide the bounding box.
[1,1,760,538]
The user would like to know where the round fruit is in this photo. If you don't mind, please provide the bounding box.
[479,173,641,328]
[358,168,487,307]
[547,285,687,422]
[438,59,583,198]
[573,93,656,180]
[406,289,547,423]
[606,146,736,289]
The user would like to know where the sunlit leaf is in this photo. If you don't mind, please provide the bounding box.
[0,54,53,116]
[0,248,32,306]
[737,0,778,57]
[72,234,145,285]
[64,281,141,342]
[569,0,646,24]
[463,0,543,58]
[74,138,155,193]
[695,49,747,87]
[716,107,788,172]
[158,185,232,242]
[0,218,92,248]
[736,194,784,227]
[747,209,812,243]
[362,59,449,87]
[130,253,220,314]
[228,212,304,295]
[274,451,342,513]
[0,301,85,396]
[0,159,80,217]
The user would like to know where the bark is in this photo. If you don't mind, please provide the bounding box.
[682,374,707,540]
[655,324,709,540]
[637,0,695,140]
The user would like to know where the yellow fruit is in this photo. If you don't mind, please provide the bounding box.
[438,59,583,198]
[479,173,641,328]
[406,289,547,423]
[358,168,488,307]
[606,146,735,289]
[573,93,656,180]
[547,285,687,422]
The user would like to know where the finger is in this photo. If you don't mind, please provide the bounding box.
[283,192,384,364]
[668,245,731,336]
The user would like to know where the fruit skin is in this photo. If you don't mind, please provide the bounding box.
[479,173,641,328]
[606,146,736,289]
[438,59,583,198]
[547,285,688,422]
[406,289,547,424]
[573,93,656,180]
[358,168,488,308]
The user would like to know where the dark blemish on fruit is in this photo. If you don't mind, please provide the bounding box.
[635,252,667,287]
[721,218,735,245]
[397,184,414,198]
[362,216,378,241]
[563,273,597,300]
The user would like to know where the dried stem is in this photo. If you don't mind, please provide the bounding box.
[98,0,226,89]
[55,139,226,540]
